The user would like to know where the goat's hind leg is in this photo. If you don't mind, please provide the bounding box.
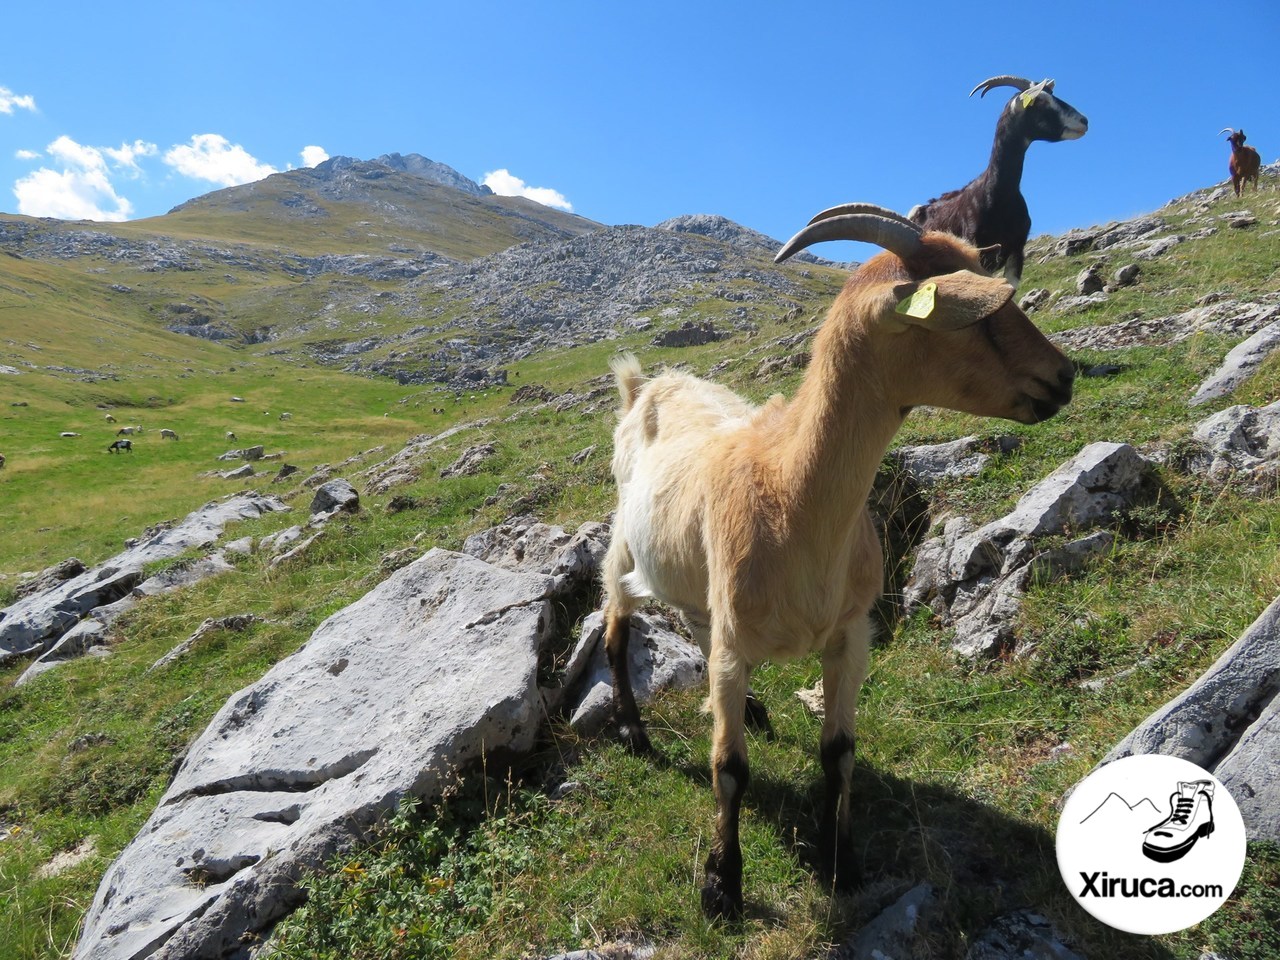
[601,535,653,755]
[819,616,871,891]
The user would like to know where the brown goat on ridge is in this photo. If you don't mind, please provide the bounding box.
[1221,128,1261,197]
[600,205,1074,919]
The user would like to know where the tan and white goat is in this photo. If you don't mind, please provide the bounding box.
[600,205,1074,919]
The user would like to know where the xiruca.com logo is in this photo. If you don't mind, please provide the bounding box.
[1057,754,1247,935]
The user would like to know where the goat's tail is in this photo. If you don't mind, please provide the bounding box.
[610,353,645,414]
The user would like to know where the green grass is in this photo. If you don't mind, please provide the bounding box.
[2,178,1279,958]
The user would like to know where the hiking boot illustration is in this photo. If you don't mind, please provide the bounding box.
[1143,780,1215,863]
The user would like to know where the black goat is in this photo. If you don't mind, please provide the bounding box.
[906,76,1088,287]
[107,439,133,454]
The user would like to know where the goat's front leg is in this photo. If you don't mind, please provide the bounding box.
[690,621,774,740]
[603,605,653,755]
[819,616,871,891]
[702,642,750,920]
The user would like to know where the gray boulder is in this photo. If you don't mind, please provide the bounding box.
[905,443,1150,657]
[309,478,360,518]
[892,435,1020,486]
[73,549,557,960]
[1075,262,1104,295]
[1183,400,1280,488]
[1103,595,1280,841]
[1110,263,1141,289]
[1190,319,1280,405]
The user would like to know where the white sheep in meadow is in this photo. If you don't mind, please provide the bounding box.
[600,204,1075,919]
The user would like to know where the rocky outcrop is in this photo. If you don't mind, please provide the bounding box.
[651,321,723,348]
[72,514,685,960]
[1052,295,1280,352]
[0,493,289,670]
[564,611,706,733]
[656,213,833,266]
[904,443,1154,657]
[359,420,493,495]
[1104,595,1280,841]
[891,435,1021,487]
[440,442,498,478]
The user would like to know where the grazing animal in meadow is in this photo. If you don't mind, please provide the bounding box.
[108,439,133,454]
[104,414,116,423]
[160,429,179,440]
[1220,128,1261,197]
[226,431,237,441]
[902,75,1088,287]
[116,426,141,436]
[600,204,1074,919]
[0,453,6,469]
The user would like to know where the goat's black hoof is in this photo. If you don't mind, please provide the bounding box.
[824,840,860,893]
[744,694,776,741]
[616,721,655,757]
[700,874,744,921]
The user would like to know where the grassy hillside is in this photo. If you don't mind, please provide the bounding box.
[1,180,1279,959]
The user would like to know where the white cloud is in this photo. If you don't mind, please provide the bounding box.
[103,139,158,174]
[15,149,40,160]
[163,134,277,187]
[300,145,329,168]
[482,168,573,211]
[0,86,36,115]
[13,136,135,221]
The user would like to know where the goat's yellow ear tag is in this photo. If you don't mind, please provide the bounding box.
[895,282,936,319]
[1020,91,1037,109]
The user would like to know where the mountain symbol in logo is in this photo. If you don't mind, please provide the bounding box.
[1080,792,1162,826]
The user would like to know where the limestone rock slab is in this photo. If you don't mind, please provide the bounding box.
[74,549,556,960]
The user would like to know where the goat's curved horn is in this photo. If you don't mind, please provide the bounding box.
[775,213,922,264]
[805,202,920,230]
[970,75,1033,98]
[1219,127,1236,136]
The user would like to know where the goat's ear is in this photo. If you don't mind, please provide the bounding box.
[895,270,1013,331]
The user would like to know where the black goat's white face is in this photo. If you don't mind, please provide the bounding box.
[1011,83,1088,142]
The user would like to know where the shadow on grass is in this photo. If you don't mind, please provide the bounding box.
[644,742,1177,959]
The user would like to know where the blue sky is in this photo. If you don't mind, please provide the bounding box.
[2,1,1276,254]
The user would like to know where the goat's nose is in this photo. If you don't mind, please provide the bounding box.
[1058,362,1076,400]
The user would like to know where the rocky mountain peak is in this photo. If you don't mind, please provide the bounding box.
[657,213,834,266]
[370,153,493,196]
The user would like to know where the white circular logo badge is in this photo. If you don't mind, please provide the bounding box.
[1057,754,1247,935]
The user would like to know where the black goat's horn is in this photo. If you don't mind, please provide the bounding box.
[969,75,1034,98]
[775,211,922,264]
